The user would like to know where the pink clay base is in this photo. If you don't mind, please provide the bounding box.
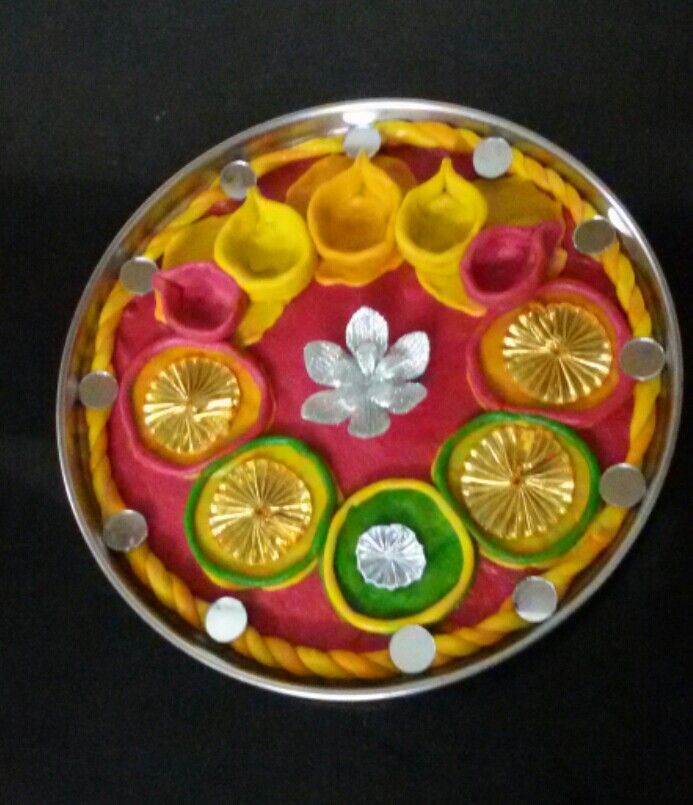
[105,150,633,650]
[114,335,273,480]
[466,278,635,428]
[460,221,563,309]
[152,261,247,342]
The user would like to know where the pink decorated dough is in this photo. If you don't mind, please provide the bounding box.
[152,261,247,342]
[461,221,563,309]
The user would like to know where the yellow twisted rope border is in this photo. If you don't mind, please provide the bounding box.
[84,122,661,680]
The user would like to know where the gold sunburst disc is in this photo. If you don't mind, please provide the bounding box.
[502,302,612,405]
[461,424,575,541]
[209,458,313,566]
[141,355,240,456]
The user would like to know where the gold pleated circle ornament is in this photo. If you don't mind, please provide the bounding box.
[461,424,575,541]
[209,458,313,566]
[141,355,240,456]
[184,435,338,588]
[130,346,255,466]
[502,302,612,404]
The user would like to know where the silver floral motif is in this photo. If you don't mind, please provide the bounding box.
[301,307,430,438]
[355,524,427,590]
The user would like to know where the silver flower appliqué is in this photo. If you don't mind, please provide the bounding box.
[355,524,427,590]
[301,306,430,439]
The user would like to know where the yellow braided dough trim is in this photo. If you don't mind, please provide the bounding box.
[250,136,344,177]
[143,185,227,262]
[84,121,660,679]
[376,120,481,152]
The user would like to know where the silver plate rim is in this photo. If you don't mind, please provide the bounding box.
[56,98,683,702]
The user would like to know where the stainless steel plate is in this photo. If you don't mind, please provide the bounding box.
[56,99,682,701]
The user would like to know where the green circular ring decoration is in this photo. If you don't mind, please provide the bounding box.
[431,412,601,567]
[321,479,475,633]
[334,488,463,619]
[184,435,337,588]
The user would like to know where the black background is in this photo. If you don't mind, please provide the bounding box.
[2,2,691,802]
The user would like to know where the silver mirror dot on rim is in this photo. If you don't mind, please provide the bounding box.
[102,509,149,552]
[220,159,257,200]
[78,371,119,409]
[205,597,248,643]
[343,125,382,158]
[599,463,647,508]
[472,136,513,179]
[119,256,158,295]
[572,216,617,255]
[512,576,558,623]
[388,625,437,674]
[620,337,666,381]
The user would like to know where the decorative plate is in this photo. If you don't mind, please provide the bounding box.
[57,100,681,700]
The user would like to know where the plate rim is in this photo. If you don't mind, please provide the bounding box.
[56,98,683,701]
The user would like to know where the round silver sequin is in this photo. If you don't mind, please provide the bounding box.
[102,509,148,552]
[356,524,426,590]
[389,625,437,674]
[472,136,513,179]
[343,126,382,158]
[572,216,616,255]
[619,337,666,381]
[205,597,248,643]
[119,256,158,295]
[78,371,119,409]
[220,159,257,200]
[599,463,647,508]
[512,576,558,623]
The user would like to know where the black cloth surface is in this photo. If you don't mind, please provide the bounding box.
[2,2,691,802]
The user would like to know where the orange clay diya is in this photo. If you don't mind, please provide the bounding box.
[306,152,403,285]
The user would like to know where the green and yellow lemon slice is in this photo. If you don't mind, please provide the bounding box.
[185,436,337,588]
[322,479,475,634]
[432,412,600,567]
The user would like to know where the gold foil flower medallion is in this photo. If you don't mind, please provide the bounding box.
[208,458,313,565]
[461,424,575,541]
[502,302,612,404]
[142,356,240,456]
